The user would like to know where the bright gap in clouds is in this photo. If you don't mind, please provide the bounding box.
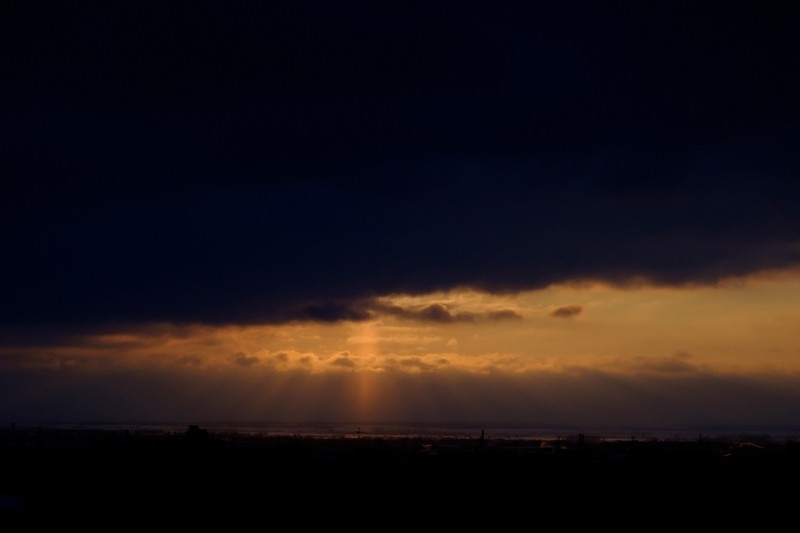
[4,268,800,375]
[2,269,800,427]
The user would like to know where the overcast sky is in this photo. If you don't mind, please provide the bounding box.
[2,1,799,430]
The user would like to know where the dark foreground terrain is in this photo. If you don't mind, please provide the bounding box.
[2,426,799,522]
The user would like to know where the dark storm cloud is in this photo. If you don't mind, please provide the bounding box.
[374,302,521,323]
[292,303,374,323]
[2,1,799,330]
[550,305,584,319]
[375,303,474,323]
[418,304,473,323]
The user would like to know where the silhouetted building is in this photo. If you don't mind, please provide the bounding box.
[185,425,209,444]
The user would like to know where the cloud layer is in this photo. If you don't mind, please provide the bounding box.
[1,2,799,329]
[550,305,584,319]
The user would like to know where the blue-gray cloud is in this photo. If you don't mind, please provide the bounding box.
[1,1,798,332]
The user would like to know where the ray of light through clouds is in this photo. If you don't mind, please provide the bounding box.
[2,2,800,430]
[2,271,800,427]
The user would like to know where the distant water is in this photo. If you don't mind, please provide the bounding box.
[5,420,799,442]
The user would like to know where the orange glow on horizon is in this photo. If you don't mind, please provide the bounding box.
[2,268,799,377]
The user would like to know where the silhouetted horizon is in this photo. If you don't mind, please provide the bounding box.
[5,419,800,442]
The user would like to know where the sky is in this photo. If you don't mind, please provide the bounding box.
[2,1,800,432]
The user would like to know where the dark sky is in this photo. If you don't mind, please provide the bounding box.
[3,1,799,330]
